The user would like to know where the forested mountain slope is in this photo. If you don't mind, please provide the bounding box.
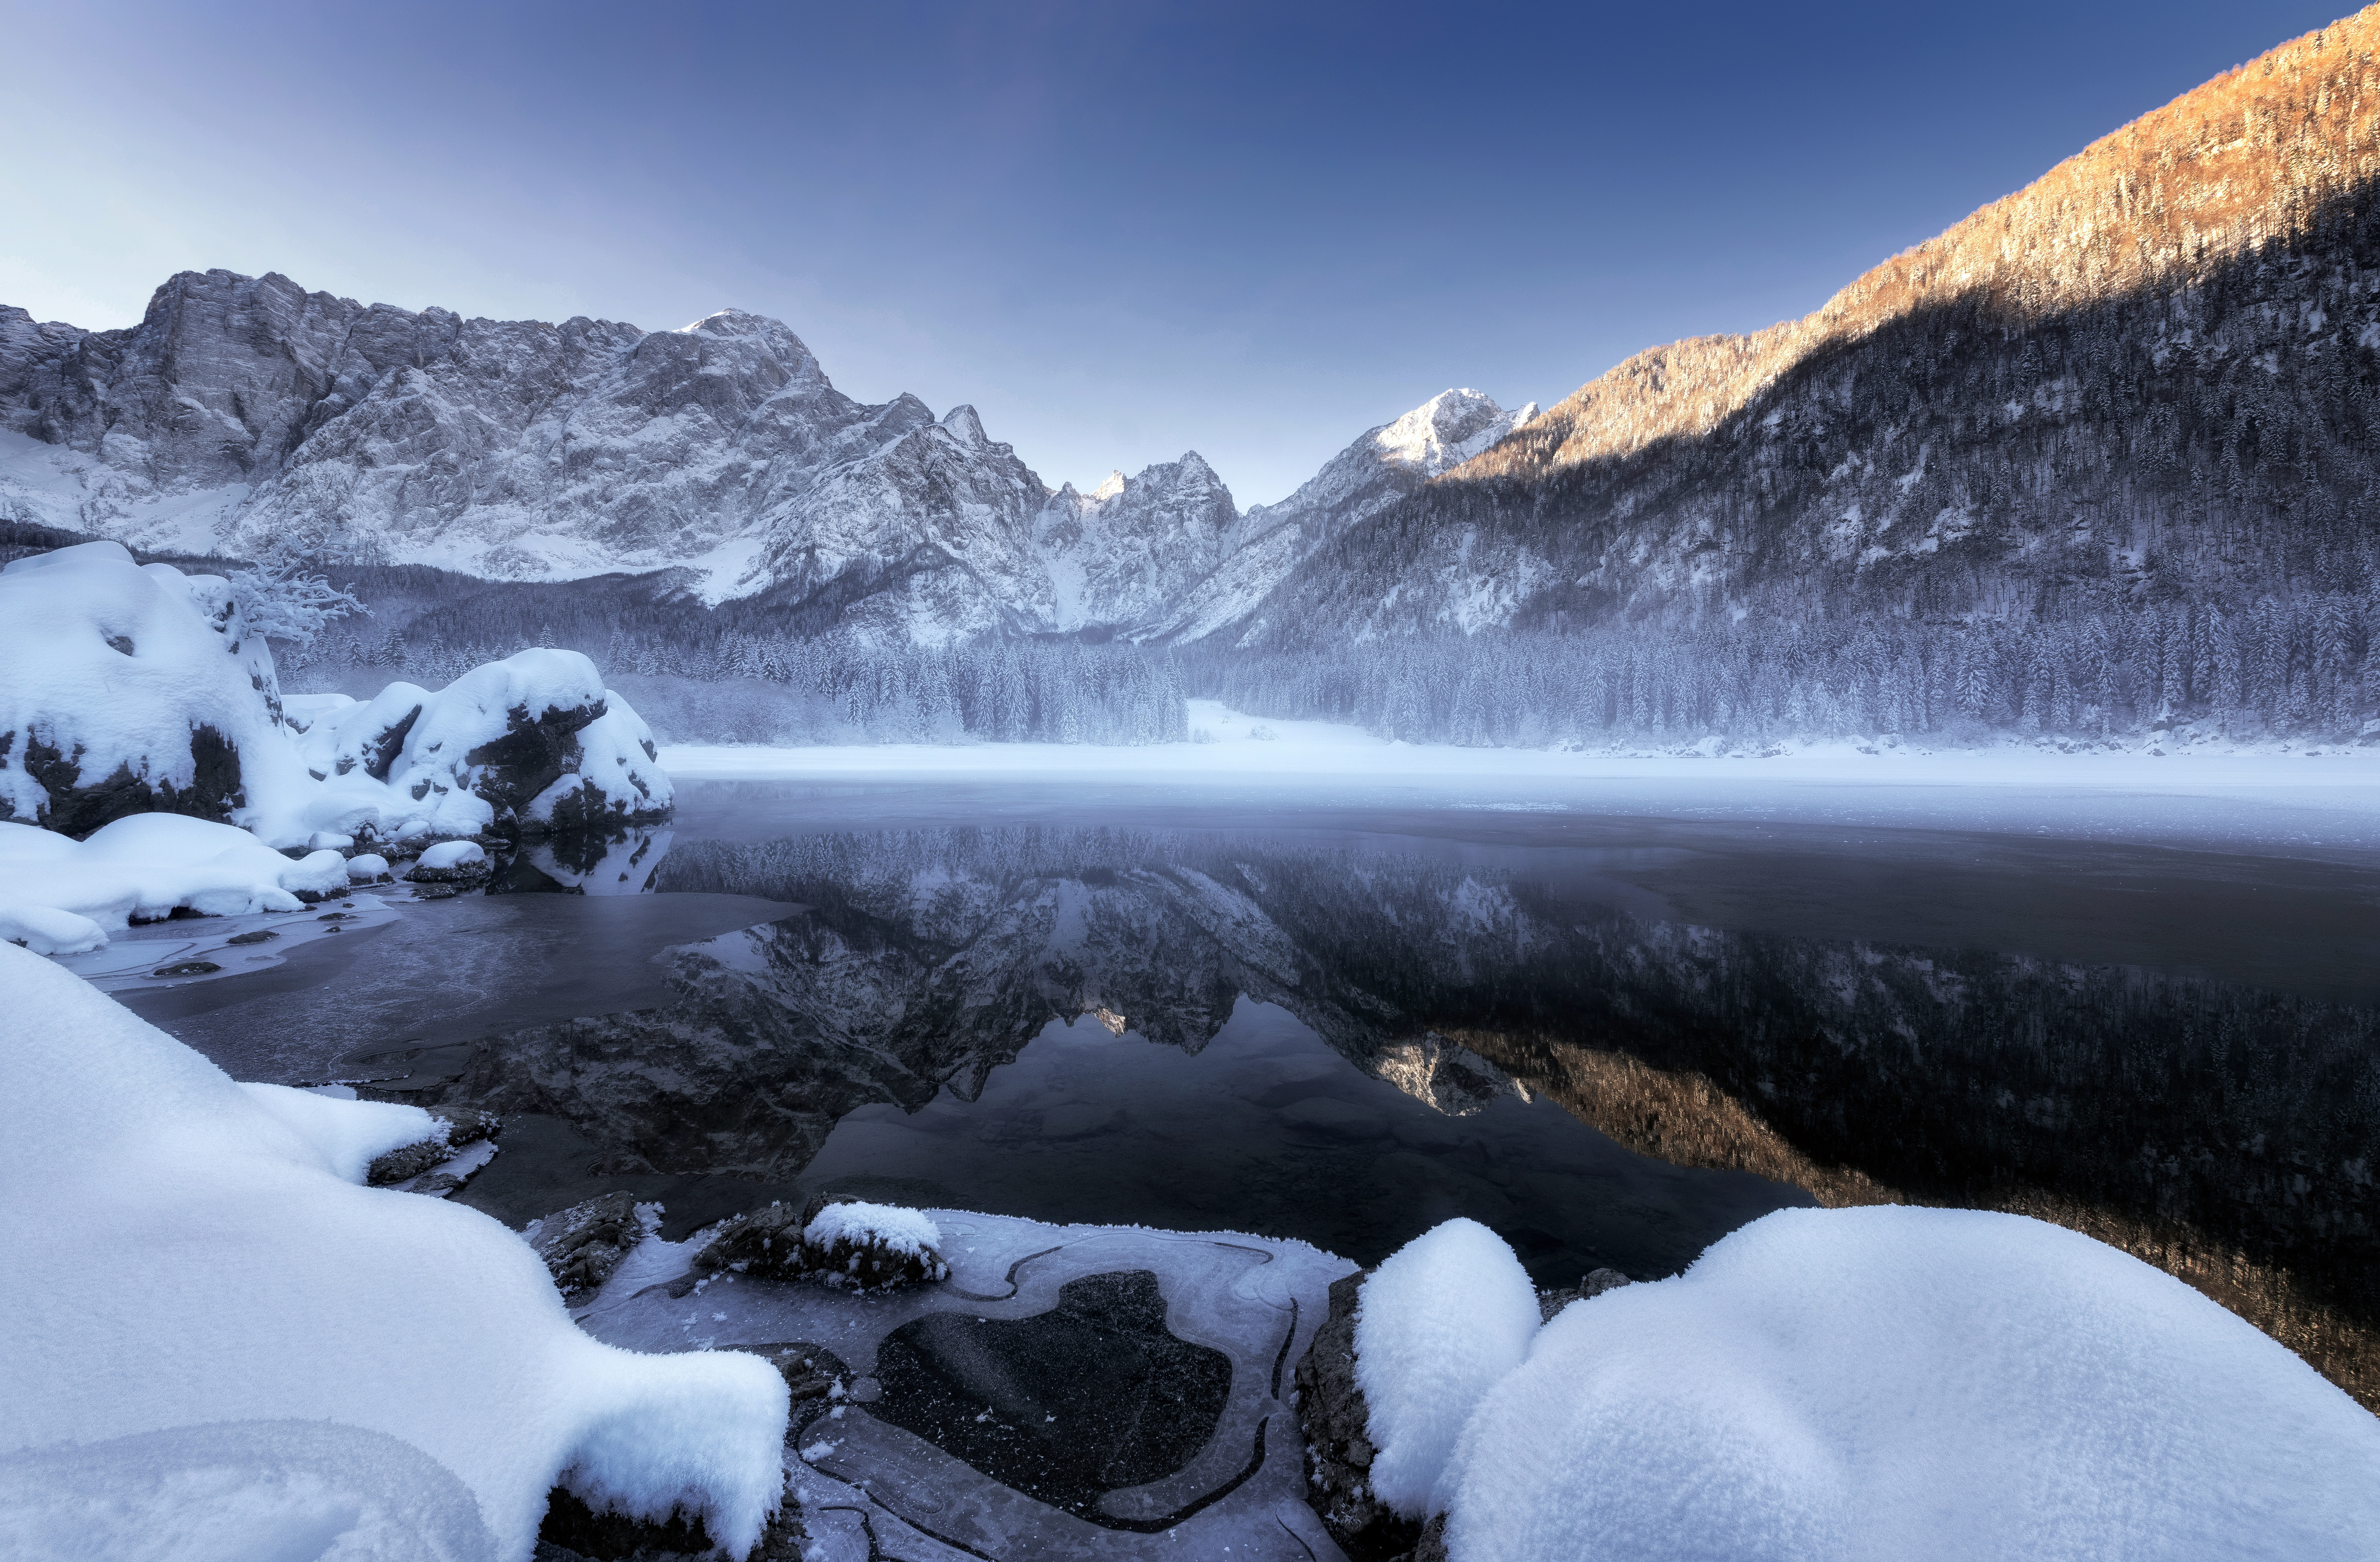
[1212,12,2380,743]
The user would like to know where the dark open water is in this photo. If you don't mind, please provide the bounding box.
[127,778,2380,1341]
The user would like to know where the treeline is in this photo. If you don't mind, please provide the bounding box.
[1180,594,2380,746]
[290,614,1187,746]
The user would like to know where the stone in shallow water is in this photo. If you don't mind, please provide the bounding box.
[530,1190,651,1302]
[869,1269,1232,1519]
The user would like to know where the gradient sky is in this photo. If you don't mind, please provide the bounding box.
[0,1,2349,503]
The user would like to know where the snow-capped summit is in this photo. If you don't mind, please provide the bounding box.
[938,404,989,447]
[1136,390,1536,645]
[1374,389,1540,478]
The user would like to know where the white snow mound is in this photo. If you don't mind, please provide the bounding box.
[0,816,342,954]
[1354,1216,1542,1518]
[1439,1205,2380,1562]
[803,1200,942,1257]
[0,542,312,833]
[0,942,788,1561]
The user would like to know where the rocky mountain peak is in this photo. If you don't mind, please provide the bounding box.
[939,404,989,447]
[1375,389,1537,477]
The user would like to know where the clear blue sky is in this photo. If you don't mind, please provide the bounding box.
[0,1,2349,503]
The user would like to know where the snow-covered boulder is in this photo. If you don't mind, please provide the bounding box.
[0,942,788,1560]
[1353,1218,1542,1519]
[408,839,491,883]
[0,542,310,837]
[694,1197,949,1292]
[0,547,671,864]
[1438,1206,2380,1562]
[0,815,344,954]
[296,651,671,840]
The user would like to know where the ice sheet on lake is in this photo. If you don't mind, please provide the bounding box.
[579,1208,1359,1560]
[47,890,397,992]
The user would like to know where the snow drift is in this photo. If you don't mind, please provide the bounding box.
[1432,1206,2380,1562]
[1352,1217,1542,1518]
[0,815,345,954]
[0,942,786,1560]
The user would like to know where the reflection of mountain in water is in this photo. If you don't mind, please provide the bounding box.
[486,826,674,895]
[443,829,1525,1185]
[440,825,2379,1404]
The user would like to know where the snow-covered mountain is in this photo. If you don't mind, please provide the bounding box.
[1136,389,1534,644]
[0,269,1530,645]
[1222,16,2380,662]
[1033,452,1239,632]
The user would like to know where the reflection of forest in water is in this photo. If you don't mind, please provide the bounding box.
[450,824,2378,1407]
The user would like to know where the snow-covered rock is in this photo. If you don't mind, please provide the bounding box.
[1353,1217,1542,1519]
[693,1197,948,1292]
[800,1199,949,1290]
[1438,1206,2380,1562]
[0,941,789,1560]
[0,550,672,951]
[0,541,310,837]
[296,651,671,841]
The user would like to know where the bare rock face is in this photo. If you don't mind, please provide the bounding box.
[1535,1264,1636,1322]
[690,1200,810,1282]
[527,1191,649,1304]
[1292,1270,1424,1561]
[364,1106,500,1188]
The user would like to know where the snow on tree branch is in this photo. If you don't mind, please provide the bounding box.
[228,543,367,647]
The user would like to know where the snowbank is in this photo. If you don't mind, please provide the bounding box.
[1352,1218,1542,1518]
[0,816,344,954]
[0,542,312,836]
[0,942,787,1560]
[1437,1207,2380,1562]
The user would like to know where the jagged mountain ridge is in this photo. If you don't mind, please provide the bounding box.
[0,269,1530,644]
[1213,10,2380,655]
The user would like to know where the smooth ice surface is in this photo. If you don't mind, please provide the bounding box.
[47,891,397,993]
[1439,1206,2380,1562]
[578,1207,1356,1559]
[0,943,788,1562]
[1353,1218,1542,1518]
